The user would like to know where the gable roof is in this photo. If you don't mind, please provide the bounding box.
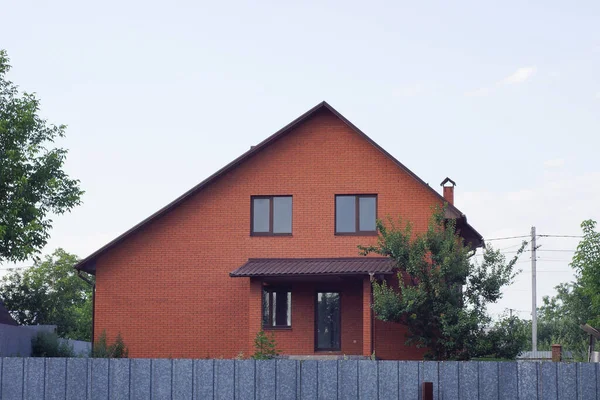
[0,301,18,326]
[75,101,483,274]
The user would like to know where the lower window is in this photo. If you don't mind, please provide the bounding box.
[262,288,291,328]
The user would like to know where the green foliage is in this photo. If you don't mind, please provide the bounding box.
[31,331,75,357]
[252,330,279,360]
[477,315,529,360]
[91,331,129,358]
[571,220,600,328]
[360,206,525,360]
[0,249,93,340]
[0,49,83,263]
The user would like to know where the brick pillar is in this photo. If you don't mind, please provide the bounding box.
[362,276,373,357]
[249,278,263,357]
[551,344,562,362]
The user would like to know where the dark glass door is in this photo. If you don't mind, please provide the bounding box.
[315,292,341,351]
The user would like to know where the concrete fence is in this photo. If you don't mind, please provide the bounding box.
[0,358,599,400]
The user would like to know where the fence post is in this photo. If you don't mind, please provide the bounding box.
[422,382,433,400]
[551,344,562,362]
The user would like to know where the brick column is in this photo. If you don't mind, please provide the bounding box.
[362,276,373,357]
[248,278,263,357]
[551,344,562,362]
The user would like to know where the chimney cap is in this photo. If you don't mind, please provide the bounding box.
[440,177,456,187]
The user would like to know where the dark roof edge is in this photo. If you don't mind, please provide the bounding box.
[75,101,482,272]
[229,271,395,278]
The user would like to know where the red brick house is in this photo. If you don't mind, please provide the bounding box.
[75,102,483,359]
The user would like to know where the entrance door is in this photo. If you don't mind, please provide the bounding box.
[315,292,341,351]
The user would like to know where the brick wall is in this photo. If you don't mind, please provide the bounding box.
[94,108,446,358]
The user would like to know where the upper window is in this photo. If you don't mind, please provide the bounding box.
[262,288,291,328]
[251,196,292,235]
[335,195,377,235]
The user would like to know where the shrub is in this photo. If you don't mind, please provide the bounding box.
[31,331,74,357]
[252,330,279,360]
[91,331,129,358]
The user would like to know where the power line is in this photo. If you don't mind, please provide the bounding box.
[538,234,583,239]
[485,235,530,241]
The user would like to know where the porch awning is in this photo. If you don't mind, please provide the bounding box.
[229,257,396,277]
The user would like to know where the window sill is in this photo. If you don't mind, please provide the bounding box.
[263,326,292,331]
[335,232,378,236]
[251,233,293,237]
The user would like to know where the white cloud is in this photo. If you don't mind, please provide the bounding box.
[464,87,491,97]
[499,67,537,85]
[543,158,565,168]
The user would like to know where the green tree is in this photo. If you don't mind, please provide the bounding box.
[0,248,93,340]
[252,330,279,360]
[478,314,529,360]
[359,207,525,360]
[0,49,83,263]
[571,220,600,327]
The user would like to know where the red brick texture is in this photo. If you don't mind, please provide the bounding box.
[93,108,449,359]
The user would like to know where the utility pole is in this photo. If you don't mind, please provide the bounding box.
[531,226,537,353]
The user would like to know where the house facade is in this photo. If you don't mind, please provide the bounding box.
[75,102,483,359]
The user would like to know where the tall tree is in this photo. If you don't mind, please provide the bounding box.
[0,249,93,340]
[360,207,525,360]
[0,49,83,263]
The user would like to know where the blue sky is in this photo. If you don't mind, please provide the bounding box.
[2,0,600,318]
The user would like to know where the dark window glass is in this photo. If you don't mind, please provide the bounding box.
[273,197,293,234]
[335,195,377,234]
[251,196,292,235]
[262,288,291,328]
[335,196,356,233]
[316,292,340,350]
[359,197,376,231]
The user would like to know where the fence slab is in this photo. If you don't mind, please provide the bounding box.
[498,362,518,400]
[2,357,24,400]
[440,361,458,400]
[579,362,597,400]
[358,361,377,399]
[479,361,499,400]
[215,359,235,400]
[109,358,130,400]
[23,358,44,400]
[194,360,214,400]
[130,359,151,400]
[46,357,67,400]
[151,359,172,399]
[338,360,358,400]
[399,360,420,400]
[235,359,254,400]
[277,359,297,400]
[423,361,439,400]
[518,362,538,400]
[317,360,337,400]
[540,362,558,400]
[459,362,478,400]
[558,362,577,400]
[90,358,109,400]
[256,360,275,400]
[173,359,193,400]
[66,358,88,400]
[379,361,399,400]
[300,360,317,400]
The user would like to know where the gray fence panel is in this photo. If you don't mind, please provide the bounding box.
[2,358,24,400]
[235,359,254,400]
[276,359,297,400]
[338,360,358,400]
[256,360,275,400]
[317,360,337,400]
[399,361,420,400]
[90,358,108,400]
[130,359,151,400]
[518,362,538,400]
[440,361,458,400]
[423,361,439,400]
[479,362,499,400]
[300,360,317,400]
[379,361,399,400]
[541,362,558,400]
[66,358,88,400]
[215,360,235,400]
[45,358,67,400]
[597,363,600,400]
[358,361,377,399]
[558,362,577,400]
[459,362,479,400]
[109,359,130,400]
[173,359,193,400]
[194,360,214,400]
[498,362,518,400]
[151,359,172,400]
[579,363,597,400]
[24,358,44,400]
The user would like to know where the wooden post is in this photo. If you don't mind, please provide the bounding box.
[422,382,433,400]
